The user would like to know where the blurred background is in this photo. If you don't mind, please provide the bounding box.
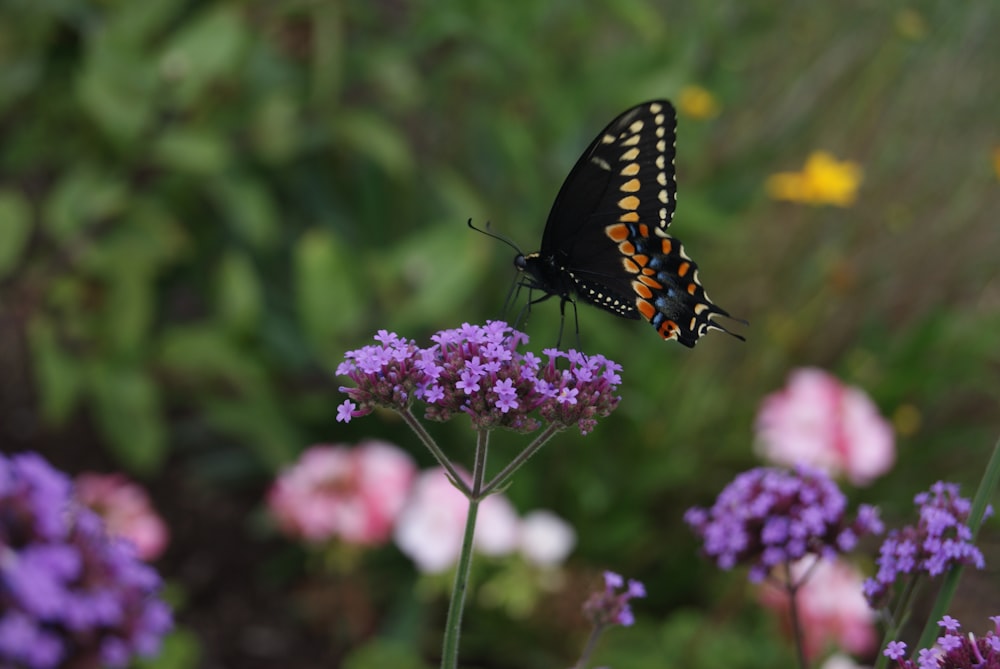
[0,0,997,667]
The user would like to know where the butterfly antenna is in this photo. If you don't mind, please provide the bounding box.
[467,219,524,254]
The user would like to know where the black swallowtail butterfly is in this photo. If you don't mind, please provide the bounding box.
[510,100,744,348]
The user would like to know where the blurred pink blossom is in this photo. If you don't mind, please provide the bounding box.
[74,473,170,561]
[394,467,520,573]
[518,510,576,567]
[268,440,416,546]
[758,557,877,661]
[755,368,895,485]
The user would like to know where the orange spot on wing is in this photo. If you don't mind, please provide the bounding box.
[606,224,630,242]
[638,275,663,289]
[632,254,649,266]
[619,240,636,255]
[619,212,640,222]
[623,258,640,274]
[661,239,672,254]
[687,282,697,295]
[637,224,650,237]
[637,299,656,320]
[642,267,655,276]
[632,281,653,299]
[658,320,678,340]
[677,261,690,277]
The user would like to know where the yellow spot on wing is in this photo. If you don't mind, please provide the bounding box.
[618,195,640,210]
[621,148,640,161]
[619,211,639,222]
[620,178,641,193]
[621,163,640,176]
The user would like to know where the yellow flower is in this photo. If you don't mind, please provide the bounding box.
[766,151,863,207]
[678,85,719,120]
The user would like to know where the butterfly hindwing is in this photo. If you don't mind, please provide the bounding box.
[518,100,742,348]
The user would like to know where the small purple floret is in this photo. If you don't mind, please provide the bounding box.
[863,482,987,609]
[0,452,173,669]
[685,465,882,581]
[336,321,622,434]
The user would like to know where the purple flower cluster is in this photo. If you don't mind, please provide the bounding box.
[684,465,883,582]
[884,615,1000,668]
[0,452,172,669]
[336,321,622,434]
[864,481,990,608]
[583,571,646,628]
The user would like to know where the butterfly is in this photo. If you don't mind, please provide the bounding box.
[509,100,744,348]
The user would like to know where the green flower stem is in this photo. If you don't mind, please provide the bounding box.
[873,577,921,669]
[914,431,1000,652]
[399,407,471,496]
[783,561,808,669]
[441,428,490,669]
[482,423,561,495]
[570,622,607,669]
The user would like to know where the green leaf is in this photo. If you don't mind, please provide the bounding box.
[88,363,166,474]
[209,175,280,249]
[28,316,83,424]
[160,6,248,107]
[0,190,32,277]
[343,640,431,669]
[76,31,157,142]
[134,627,201,669]
[293,228,364,352]
[152,129,231,175]
[42,166,126,243]
[332,111,414,179]
[249,93,300,164]
[215,251,262,333]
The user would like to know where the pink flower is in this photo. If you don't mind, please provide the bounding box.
[267,440,416,546]
[518,510,576,567]
[394,467,520,573]
[758,557,877,661]
[74,473,170,561]
[755,368,895,486]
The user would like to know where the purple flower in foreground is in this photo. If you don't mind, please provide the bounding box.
[0,452,172,669]
[336,321,622,434]
[884,615,1000,668]
[863,481,991,609]
[583,571,646,629]
[684,465,883,582]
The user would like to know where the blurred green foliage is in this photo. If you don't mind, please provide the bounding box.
[1,0,998,667]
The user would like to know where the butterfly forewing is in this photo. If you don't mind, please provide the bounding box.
[522,100,742,348]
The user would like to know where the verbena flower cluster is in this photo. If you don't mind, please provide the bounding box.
[0,452,172,669]
[864,481,991,608]
[336,321,622,434]
[583,571,646,628]
[884,615,1000,669]
[684,465,883,582]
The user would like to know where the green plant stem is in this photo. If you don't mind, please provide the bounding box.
[913,431,1000,652]
[570,623,607,669]
[399,407,471,496]
[440,429,489,669]
[873,577,921,669]
[783,561,808,669]
[482,423,561,495]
